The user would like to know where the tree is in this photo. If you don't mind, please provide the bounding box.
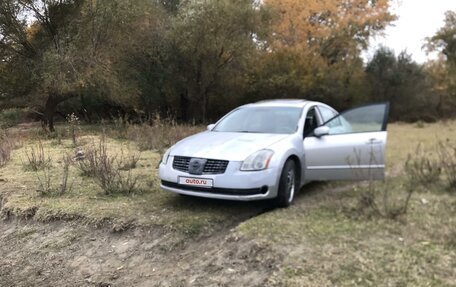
[0,0,406,125]
[427,11,456,67]
[265,0,394,51]
[251,0,395,110]
[426,10,456,117]
[424,56,453,116]
[166,0,266,122]
[0,0,148,131]
[366,47,435,121]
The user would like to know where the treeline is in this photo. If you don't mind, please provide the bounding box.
[0,0,454,131]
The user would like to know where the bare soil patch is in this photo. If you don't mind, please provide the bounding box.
[0,208,279,287]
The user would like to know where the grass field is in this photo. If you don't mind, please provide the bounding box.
[238,120,456,286]
[0,120,455,286]
[0,124,260,234]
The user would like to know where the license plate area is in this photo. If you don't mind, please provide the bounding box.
[178,176,213,188]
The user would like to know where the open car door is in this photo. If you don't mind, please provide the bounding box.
[303,103,389,181]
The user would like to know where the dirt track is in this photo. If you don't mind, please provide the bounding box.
[0,204,281,287]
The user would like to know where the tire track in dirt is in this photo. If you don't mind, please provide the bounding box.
[0,181,353,286]
[0,197,280,287]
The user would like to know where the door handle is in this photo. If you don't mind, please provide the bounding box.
[366,138,382,145]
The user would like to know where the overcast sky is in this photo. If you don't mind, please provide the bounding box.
[364,0,456,63]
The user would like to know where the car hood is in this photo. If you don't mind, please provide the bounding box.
[169,131,289,161]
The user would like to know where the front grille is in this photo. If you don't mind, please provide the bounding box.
[172,156,191,172]
[203,159,229,174]
[172,156,229,174]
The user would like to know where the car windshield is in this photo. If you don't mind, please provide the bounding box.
[213,106,302,134]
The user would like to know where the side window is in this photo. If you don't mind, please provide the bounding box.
[318,106,343,131]
[324,103,389,135]
[318,106,337,123]
[304,107,319,137]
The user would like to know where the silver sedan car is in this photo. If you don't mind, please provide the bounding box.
[159,100,389,207]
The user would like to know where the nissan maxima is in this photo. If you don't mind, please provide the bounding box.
[159,100,389,207]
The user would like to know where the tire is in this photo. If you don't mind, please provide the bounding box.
[275,159,298,208]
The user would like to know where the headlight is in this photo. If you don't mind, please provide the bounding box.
[161,148,172,165]
[240,149,274,171]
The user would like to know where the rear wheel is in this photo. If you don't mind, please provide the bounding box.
[275,160,297,208]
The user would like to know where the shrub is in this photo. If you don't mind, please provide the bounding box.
[76,148,98,177]
[404,144,441,187]
[118,149,141,171]
[437,139,456,191]
[0,108,27,128]
[0,134,13,167]
[352,147,415,219]
[35,165,52,195]
[23,141,51,171]
[125,116,204,152]
[66,113,80,146]
[0,143,12,167]
[59,153,73,194]
[76,136,141,195]
[404,140,456,192]
[35,153,73,196]
[355,179,415,220]
[99,114,204,152]
[115,169,140,194]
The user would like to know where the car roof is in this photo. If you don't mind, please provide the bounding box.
[242,99,316,108]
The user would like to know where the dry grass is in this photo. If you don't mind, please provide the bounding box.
[123,121,204,152]
[237,120,456,286]
[438,140,456,191]
[385,120,456,176]
[101,116,205,152]
[0,125,263,234]
[0,120,455,285]
[0,136,13,167]
[239,184,456,286]
[23,140,51,171]
[75,136,142,195]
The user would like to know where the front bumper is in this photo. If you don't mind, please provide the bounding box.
[158,158,280,201]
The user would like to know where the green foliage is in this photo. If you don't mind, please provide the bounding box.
[0,108,27,128]
[0,0,453,125]
[0,0,151,130]
[426,11,456,117]
[366,47,436,121]
[427,11,456,67]
[166,0,266,121]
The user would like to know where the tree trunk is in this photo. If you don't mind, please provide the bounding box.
[43,93,78,132]
[202,86,210,123]
[436,93,443,117]
[195,58,203,122]
[44,96,58,132]
[180,90,189,122]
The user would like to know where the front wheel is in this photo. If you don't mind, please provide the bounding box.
[275,160,298,208]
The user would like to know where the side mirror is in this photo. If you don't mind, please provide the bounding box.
[207,124,215,131]
[314,126,329,137]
